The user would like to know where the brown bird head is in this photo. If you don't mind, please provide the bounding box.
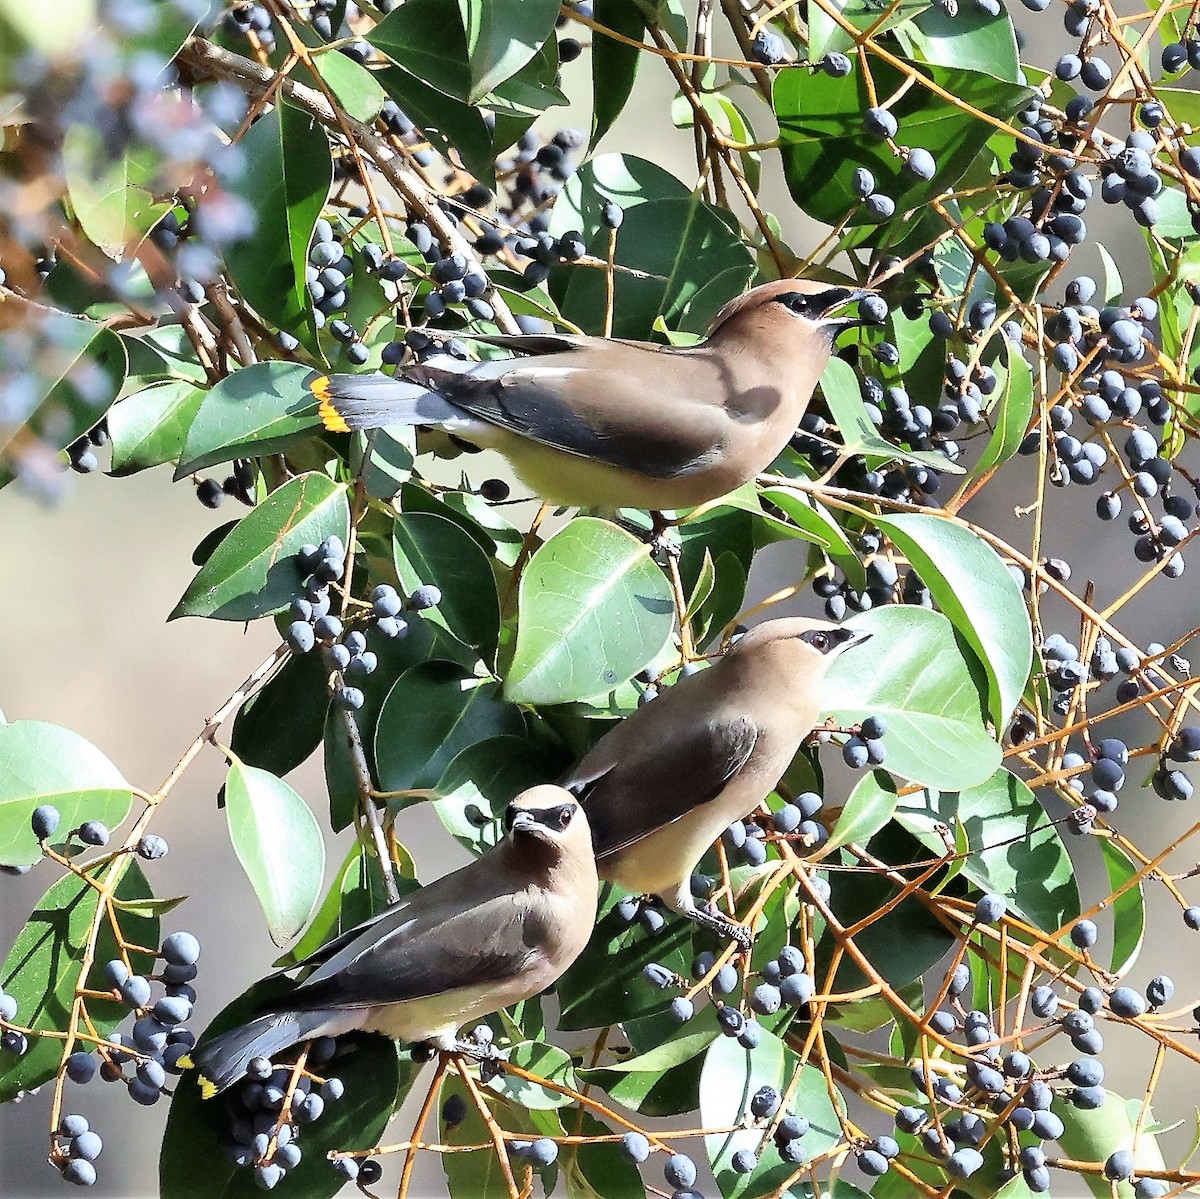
[705,274,878,338]
[503,784,591,857]
[724,616,871,677]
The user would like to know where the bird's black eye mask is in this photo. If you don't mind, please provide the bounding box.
[774,288,855,319]
[504,803,577,831]
[799,626,863,654]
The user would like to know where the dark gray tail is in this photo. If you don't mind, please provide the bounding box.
[314,372,459,433]
[184,1010,330,1097]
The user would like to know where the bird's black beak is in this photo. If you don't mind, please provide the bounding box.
[837,627,873,650]
[823,287,878,332]
[510,810,536,834]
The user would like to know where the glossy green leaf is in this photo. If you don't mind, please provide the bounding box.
[1101,838,1145,977]
[972,338,1034,477]
[590,0,644,148]
[369,0,472,99]
[108,380,206,476]
[505,517,676,706]
[375,660,525,794]
[174,362,321,478]
[433,735,567,854]
[161,1000,411,1199]
[442,491,525,568]
[826,769,897,852]
[172,473,350,621]
[580,1024,716,1113]
[808,0,928,61]
[775,57,1033,226]
[230,649,329,778]
[0,721,133,868]
[392,510,500,660]
[459,0,560,101]
[63,124,170,258]
[895,768,1079,933]
[874,512,1033,727]
[558,899,696,1030]
[907,2,1019,81]
[121,325,209,385]
[0,864,157,1102]
[224,762,325,946]
[702,1031,844,1199]
[314,49,385,121]
[759,484,865,586]
[549,155,755,339]
[823,606,1001,791]
[222,98,331,340]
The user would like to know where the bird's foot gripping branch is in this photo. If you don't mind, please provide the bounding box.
[7,0,1200,1195]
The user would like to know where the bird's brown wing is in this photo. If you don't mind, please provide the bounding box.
[278,882,539,1010]
[564,714,759,858]
[412,344,731,480]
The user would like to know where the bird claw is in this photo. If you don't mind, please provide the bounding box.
[689,906,754,952]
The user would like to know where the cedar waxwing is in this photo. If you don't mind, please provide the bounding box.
[312,279,873,510]
[562,619,871,947]
[185,786,597,1096]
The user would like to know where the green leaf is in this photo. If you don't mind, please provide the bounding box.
[63,124,170,258]
[701,1031,844,1199]
[375,63,496,185]
[223,762,325,946]
[172,473,350,621]
[1101,839,1145,976]
[487,1040,577,1109]
[0,864,157,1102]
[0,721,133,868]
[874,512,1033,727]
[759,485,865,586]
[222,98,331,340]
[392,511,500,660]
[823,606,1001,791]
[775,57,1034,226]
[314,50,386,121]
[820,356,964,473]
[375,660,525,794]
[458,0,560,101]
[564,1111,647,1199]
[230,650,329,777]
[174,362,322,478]
[908,2,1019,81]
[580,1024,716,1113]
[549,154,756,339]
[809,0,929,61]
[108,381,206,475]
[0,314,126,488]
[433,735,567,854]
[826,769,897,851]
[972,338,1033,476]
[505,517,676,706]
[368,0,472,101]
[1056,1093,1166,1199]
[590,0,644,148]
[161,1006,411,1199]
[895,768,1080,933]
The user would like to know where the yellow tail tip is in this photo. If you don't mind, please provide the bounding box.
[197,1075,218,1100]
[312,376,350,433]
[176,1053,194,1070]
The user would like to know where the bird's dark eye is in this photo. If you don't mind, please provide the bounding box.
[779,292,816,316]
[503,804,517,831]
[556,805,575,829]
[803,630,830,651]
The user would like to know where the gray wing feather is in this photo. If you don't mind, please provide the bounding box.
[566,715,759,858]
[280,888,536,1011]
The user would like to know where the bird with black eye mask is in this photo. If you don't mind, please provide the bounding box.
[182,785,598,1096]
[562,618,872,949]
[313,278,875,511]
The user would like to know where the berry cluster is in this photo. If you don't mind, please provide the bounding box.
[217,1039,344,1189]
